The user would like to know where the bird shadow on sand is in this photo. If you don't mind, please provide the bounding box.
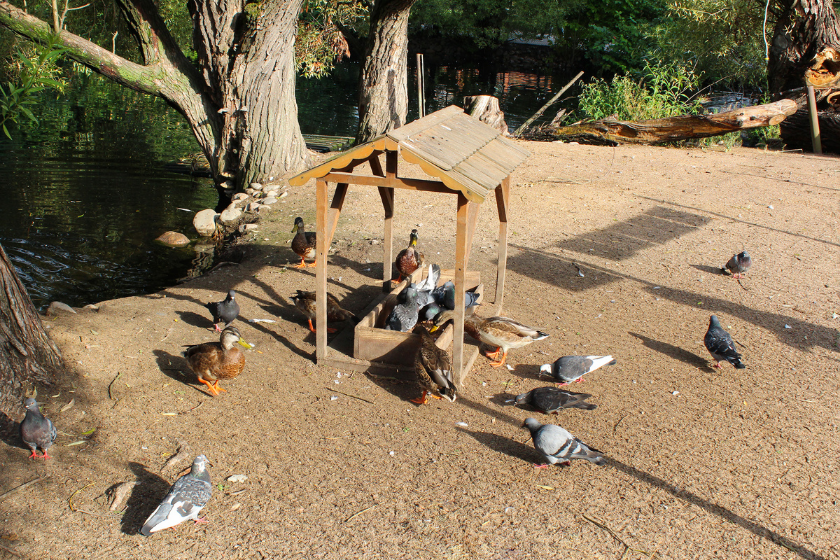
[152,349,210,397]
[175,310,213,329]
[119,463,172,535]
[691,264,728,276]
[629,332,711,369]
[456,426,536,464]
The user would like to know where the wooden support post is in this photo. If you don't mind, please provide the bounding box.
[326,183,349,248]
[806,85,823,154]
[494,177,510,311]
[453,193,469,386]
[315,179,329,363]
[463,201,480,269]
[378,187,394,289]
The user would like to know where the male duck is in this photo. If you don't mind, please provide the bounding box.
[394,229,424,282]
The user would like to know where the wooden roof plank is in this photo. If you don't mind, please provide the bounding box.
[387,106,464,142]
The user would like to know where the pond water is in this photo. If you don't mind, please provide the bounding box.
[1,60,565,310]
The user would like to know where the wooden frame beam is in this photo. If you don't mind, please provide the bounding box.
[494,177,510,310]
[315,179,329,362]
[453,192,469,386]
[324,172,452,193]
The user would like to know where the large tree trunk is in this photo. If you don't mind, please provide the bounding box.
[537,100,798,145]
[356,0,417,144]
[0,0,310,188]
[0,243,63,417]
[768,0,840,152]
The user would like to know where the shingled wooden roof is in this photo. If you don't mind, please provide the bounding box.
[288,105,530,203]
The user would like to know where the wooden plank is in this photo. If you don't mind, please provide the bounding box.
[369,152,385,177]
[289,143,376,186]
[323,172,452,194]
[453,193,469,386]
[378,187,394,286]
[398,149,485,203]
[315,179,329,362]
[495,177,510,309]
[387,106,464,142]
[326,183,348,248]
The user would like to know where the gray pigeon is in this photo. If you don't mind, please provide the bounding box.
[20,398,57,459]
[140,455,212,536]
[540,355,616,385]
[207,290,239,332]
[704,315,745,369]
[724,251,751,279]
[384,286,419,332]
[432,281,481,310]
[514,387,596,413]
[522,418,605,466]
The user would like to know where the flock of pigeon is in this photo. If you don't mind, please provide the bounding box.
[15,214,751,535]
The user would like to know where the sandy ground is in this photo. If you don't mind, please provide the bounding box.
[1,141,838,560]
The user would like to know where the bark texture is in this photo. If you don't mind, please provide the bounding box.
[356,0,417,143]
[0,243,63,416]
[539,100,798,145]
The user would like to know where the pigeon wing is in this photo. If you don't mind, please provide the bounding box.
[140,475,212,536]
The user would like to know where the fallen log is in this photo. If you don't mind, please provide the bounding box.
[542,99,799,146]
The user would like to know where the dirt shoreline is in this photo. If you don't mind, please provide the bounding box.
[1,141,838,560]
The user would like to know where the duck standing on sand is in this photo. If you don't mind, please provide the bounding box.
[184,326,246,396]
[291,217,317,268]
[431,309,548,368]
[394,229,424,282]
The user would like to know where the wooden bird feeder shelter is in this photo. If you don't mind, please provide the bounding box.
[288,105,529,384]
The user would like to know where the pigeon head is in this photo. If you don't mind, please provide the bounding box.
[539,364,552,376]
[226,290,236,300]
[514,392,530,406]
[191,454,209,473]
[292,216,305,232]
[24,397,39,411]
[739,250,750,260]
[709,315,722,329]
[522,418,542,433]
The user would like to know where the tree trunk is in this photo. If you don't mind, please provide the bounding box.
[0,243,63,417]
[768,0,840,153]
[539,100,798,145]
[356,0,417,144]
[0,0,310,188]
[464,95,508,135]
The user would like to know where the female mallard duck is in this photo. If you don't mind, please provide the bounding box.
[291,290,358,333]
[184,326,246,396]
[431,309,549,368]
[291,217,316,268]
[394,229,424,282]
[412,325,457,404]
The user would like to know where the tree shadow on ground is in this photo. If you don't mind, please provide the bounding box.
[120,462,171,535]
[605,457,827,560]
[556,205,711,262]
[628,332,710,369]
[508,246,837,353]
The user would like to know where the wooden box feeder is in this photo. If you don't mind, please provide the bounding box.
[288,105,529,385]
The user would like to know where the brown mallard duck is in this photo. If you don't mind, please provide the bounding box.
[291,216,316,268]
[431,309,549,368]
[184,326,246,396]
[411,325,457,405]
[291,290,357,333]
[394,229,424,282]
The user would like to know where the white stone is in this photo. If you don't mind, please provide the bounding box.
[266,189,279,198]
[246,202,262,213]
[250,182,263,191]
[232,193,249,206]
[47,301,76,316]
[155,231,190,247]
[193,209,218,237]
[262,197,277,205]
[219,204,242,226]
[243,223,259,231]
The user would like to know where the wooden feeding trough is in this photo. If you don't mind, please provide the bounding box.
[288,105,529,385]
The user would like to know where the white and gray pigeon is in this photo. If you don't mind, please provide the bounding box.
[385,285,419,332]
[515,387,597,413]
[704,315,745,369]
[140,455,212,536]
[207,290,239,332]
[522,418,605,467]
[540,355,616,385]
[415,263,441,308]
[724,251,751,279]
[20,398,57,459]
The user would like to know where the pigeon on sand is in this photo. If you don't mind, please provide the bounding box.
[141,455,212,536]
[207,290,239,332]
[540,355,616,385]
[522,418,605,467]
[704,315,745,369]
[514,387,596,413]
[20,398,57,459]
[724,251,751,279]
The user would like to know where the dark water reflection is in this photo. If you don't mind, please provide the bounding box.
[3,62,564,311]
